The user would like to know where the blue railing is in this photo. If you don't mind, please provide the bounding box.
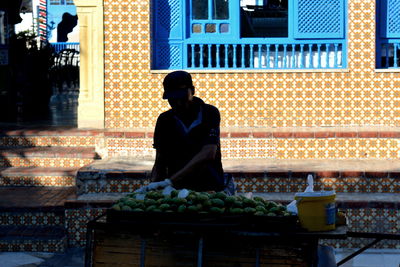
[185,40,345,69]
[377,41,400,68]
[50,42,80,53]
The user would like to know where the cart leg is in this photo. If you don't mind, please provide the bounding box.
[337,238,382,266]
[140,238,146,267]
[84,223,94,267]
[255,248,260,267]
[197,237,204,267]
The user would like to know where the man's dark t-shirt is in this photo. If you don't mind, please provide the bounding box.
[153,97,224,191]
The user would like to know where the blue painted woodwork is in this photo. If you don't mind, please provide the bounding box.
[185,41,345,69]
[377,0,400,68]
[152,0,347,70]
[50,42,79,53]
[293,0,345,39]
[153,0,184,69]
[189,0,239,40]
[380,0,400,38]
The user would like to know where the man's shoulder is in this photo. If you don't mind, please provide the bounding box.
[157,109,174,120]
[194,97,219,114]
[202,103,220,116]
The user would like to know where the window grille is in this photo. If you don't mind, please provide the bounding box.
[49,0,60,5]
[152,0,347,70]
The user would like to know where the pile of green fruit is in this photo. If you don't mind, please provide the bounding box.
[111,190,292,217]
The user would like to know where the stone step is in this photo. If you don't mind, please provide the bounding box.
[0,127,99,147]
[100,128,400,159]
[0,210,65,227]
[0,186,76,209]
[0,187,75,252]
[76,158,400,195]
[100,136,400,159]
[0,167,77,187]
[0,146,99,168]
[0,135,96,148]
[0,135,95,147]
[0,225,67,252]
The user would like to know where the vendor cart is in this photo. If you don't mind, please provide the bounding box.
[85,211,347,267]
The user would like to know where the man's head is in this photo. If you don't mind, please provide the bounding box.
[163,71,195,111]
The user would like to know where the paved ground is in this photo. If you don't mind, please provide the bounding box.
[0,248,84,267]
[1,248,399,267]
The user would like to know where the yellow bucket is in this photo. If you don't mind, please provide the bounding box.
[294,192,336,232]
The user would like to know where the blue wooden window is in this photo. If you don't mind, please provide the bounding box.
[376,0,400,68]
[294,0,344,39]
[152,0,347,70]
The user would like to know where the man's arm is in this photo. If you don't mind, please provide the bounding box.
[169,144,217,184]
[151,150,167,182]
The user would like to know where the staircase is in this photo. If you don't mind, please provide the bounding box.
[0,127,100,252]
[1,127,399,250]
[72,128,400,250]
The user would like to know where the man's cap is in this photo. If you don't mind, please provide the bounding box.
[163,71,194,99]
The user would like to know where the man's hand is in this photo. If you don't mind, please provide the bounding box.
[135,179,172,193]
[147,179,172,190]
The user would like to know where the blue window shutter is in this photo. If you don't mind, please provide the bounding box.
[294,0,345,39]
[382,0,400,38]
[154,43,183,69]
[153,0,184,69]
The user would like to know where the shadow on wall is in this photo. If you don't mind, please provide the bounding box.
[0,129,70,186]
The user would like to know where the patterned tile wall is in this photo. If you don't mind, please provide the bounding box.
[323,208,400,249]
[76,173,400,194]
[0,158,94,168]
[234,175,400,194]
[0,212,64,226]
[103,137,400,160]
[0,136,95,147]
[65,208,107,247]
[0,239,67,252]
[103,0,400,129]
[78,178,150,194]
[0,176,75,187]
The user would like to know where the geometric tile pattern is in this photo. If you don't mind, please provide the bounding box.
[102,136,400,160]
[78,178,150,194]
[235,175,400,194]
[77,174,400,194]
[65,208,106,247]
[0,158,94,168]
[0,175,75,187]
[0,238,67,252]
[106,138,154,157]
[0,212,64,226]
[0,136,95,147]
[103,0,400,129]
[323,208,400,249]
[275,138,400,159]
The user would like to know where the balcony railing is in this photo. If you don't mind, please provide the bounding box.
[50,42,80,53]
[185,41,345,69]
[377,41,400,68]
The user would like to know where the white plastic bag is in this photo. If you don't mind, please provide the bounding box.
[162,185,175,196]
[305,174,314,192]
[135,194,145,200]
[286,174,314,214]
[177,189,190,199]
